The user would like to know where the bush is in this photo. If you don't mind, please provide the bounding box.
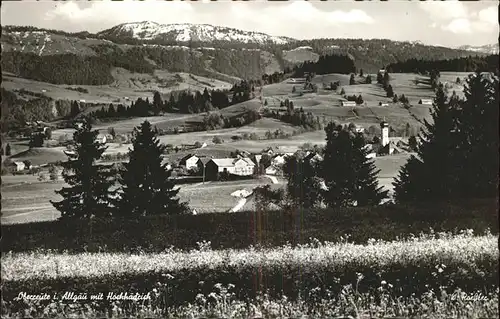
[212,136,224,144]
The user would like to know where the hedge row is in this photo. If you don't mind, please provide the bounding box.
[1,199,497,253]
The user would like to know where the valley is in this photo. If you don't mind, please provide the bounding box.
[1,2,499,317]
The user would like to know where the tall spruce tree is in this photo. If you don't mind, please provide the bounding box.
[51,118,115,221]
[282,151,322,209]
[322,123,387,207]
[393,83,461,202]
[117,121,188,217]
[455,72,499,198]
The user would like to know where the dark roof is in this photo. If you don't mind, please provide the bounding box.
[197,157,212,165]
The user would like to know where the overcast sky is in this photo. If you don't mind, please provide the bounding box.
[2,1,498,47]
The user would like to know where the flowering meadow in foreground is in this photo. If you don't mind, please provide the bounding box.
[2,230,496,281]
[2,286,499,319]
[1,230,498,318]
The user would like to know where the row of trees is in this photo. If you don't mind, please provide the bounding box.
[386,55,499,75]
[292,54,356,77]
[256,122,387,210]
[263,100,323,130]
[256,71,498,210]
[89,81,254,120]
[51,119,188,221]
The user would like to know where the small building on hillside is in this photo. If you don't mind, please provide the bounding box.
[287,78,306,84]
[179,154,200,170]
[341,101,357,107]
[204,158,255,181]
[419,99,433,105]
[354,125,365,133]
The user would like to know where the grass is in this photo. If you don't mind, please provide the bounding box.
[177,179,272,213]
[1,69,232,106]
[1,152,412,224]
[0,176,273,224]
[1,232,498,318]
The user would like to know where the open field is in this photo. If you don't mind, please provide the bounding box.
[1,151,411,224]
[2,69,233,106]
[262,72,471,133]
[48,98,263,140]
[2,232,497,317]
[0,176,275,224]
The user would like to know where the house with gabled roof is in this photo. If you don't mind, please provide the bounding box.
[204,157,255,181]
[179,154,199,170]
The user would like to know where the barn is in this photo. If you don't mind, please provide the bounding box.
[204,158,255,181]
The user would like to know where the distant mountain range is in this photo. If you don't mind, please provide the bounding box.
[1,22,496,86]
[457,43,499,55]
[98,21,294,44]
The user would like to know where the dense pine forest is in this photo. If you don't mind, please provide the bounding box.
[292,54,356,76]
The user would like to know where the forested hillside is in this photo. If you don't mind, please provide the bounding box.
[1,24,486,86]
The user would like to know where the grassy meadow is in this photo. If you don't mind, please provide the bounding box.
[3,71,496,318]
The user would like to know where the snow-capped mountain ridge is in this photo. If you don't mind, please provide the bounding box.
[98,21,295,44]
[456,43,499,55]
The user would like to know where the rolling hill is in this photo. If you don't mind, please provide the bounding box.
[1,22,487,86]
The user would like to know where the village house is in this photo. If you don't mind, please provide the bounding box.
[265,165,278,175]
[271,154,287,166]
[419,99,433,105]
[354,125,365,133]
[341,101,357,107]
[179,154,199,170]
[304,151,323,163]
[204,157,255,181]
[287,78,306,84]
[96,134,107,144]
[8,161,26,172]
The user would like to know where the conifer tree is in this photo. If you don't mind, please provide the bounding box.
[349,74,355,85]
[322,123,387,207]
[386,85,394,98]
[117,121,188,218]
[153,91,163,113]
[5,143,11,156]
[283,152,322,209]
[51,118,115,221]
[455,72,499,197]
[393,83,460,202]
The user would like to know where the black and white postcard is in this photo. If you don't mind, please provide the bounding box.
[1,1,498,318]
